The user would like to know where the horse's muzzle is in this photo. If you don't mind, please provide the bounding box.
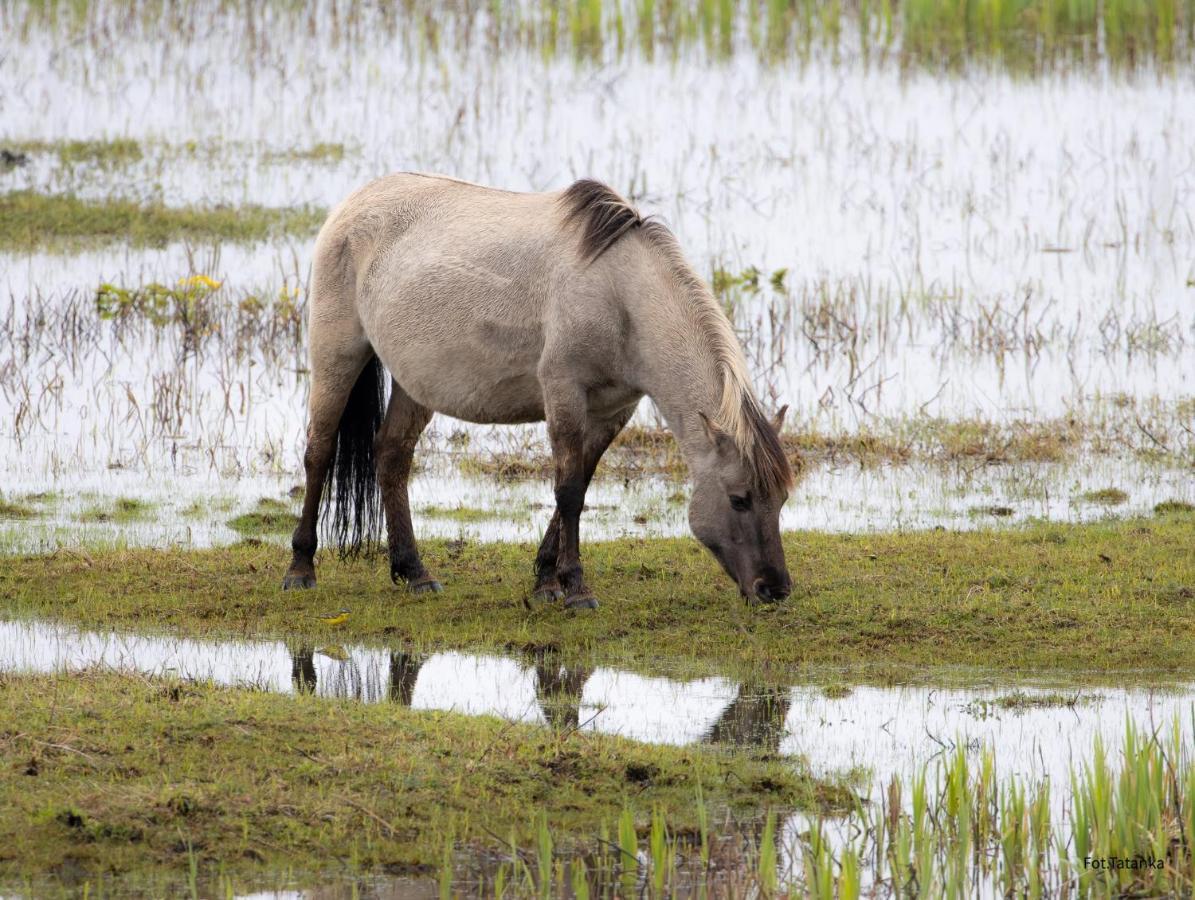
[752,575,791,602]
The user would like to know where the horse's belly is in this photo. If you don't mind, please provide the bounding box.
[377,333,546,424]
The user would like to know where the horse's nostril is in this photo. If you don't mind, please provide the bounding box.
[754,576,789,601]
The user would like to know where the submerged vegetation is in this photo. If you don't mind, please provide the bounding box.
[4,513,1194,675]
[0,191,324,250]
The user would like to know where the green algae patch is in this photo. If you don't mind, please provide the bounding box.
[0,191,325,250]
[2,514,1194,677]
[0,671,843,886]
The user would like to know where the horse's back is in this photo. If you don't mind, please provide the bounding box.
[322,173,603,424]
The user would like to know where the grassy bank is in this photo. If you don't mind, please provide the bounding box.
[0,671,841,891]
[0,191,325,250]
[2,511,1193,677]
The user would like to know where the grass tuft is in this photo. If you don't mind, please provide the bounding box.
[0,191,325,251]
[226,498,298,537]
[77,497,153,524]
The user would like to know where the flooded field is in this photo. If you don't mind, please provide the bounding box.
[1,1,1193,542]
[6,615,1195,896]
[3,0,1195,896]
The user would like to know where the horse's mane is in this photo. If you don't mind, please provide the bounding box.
[558,179,794,495]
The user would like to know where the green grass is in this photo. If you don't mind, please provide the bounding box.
[0,498,37,520]
[0,191,326,251]
[263,141,347,162]
[419,504,515,523]
[0,670,846,890]
[10,138,143,166]
[1077,487,1130,506]
[77,496,153,524]
[3,513,1193,678]
[226,498,298,537]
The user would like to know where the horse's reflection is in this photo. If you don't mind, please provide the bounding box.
[290,646,317,694]
[289,646,425,705]
[704,683,792,754]
[288,647,793,763]
[527,652,592,730]
[387,650,422,706]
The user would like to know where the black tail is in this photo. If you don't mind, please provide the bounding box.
[322,354,387,557]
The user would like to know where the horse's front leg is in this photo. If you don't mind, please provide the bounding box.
[533,405,635,603]
[543,380,600,609]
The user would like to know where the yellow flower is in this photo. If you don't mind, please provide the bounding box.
[178,274,222,291]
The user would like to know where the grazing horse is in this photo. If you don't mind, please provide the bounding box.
[283,174,794,608]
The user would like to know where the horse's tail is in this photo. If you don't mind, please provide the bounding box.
[322,353,387,557]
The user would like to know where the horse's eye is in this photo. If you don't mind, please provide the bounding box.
[729,493,751,512]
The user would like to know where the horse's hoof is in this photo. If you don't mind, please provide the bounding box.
[409,577,442,595]
[282,573,317,590]
[564,594,599,610]
[533,586,566,603]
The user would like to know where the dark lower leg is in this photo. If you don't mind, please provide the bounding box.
[375,385,436,592]
[534,406,634,603]
[532,513,563,598]
[283,430,335,589]
[554,470,588,604]
[283,351,371,590]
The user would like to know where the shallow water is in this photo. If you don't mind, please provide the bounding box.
[1,4,1193,515]
[0,450,1190,553]
[4,617,1188,808]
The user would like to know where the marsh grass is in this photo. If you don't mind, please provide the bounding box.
[226,497,299,536]
[9,674,1190,897]
[419,504,518,523]
[0,670,845,892]
[1077,487,1130,506]
[8,137,143,167]
[8,0,1192,69]
[0,191,325,250]
[77,496,153,524]
[5,513,1194,675]
[0,497,38,519]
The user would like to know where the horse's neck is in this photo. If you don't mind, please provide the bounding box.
[631,287,727,468]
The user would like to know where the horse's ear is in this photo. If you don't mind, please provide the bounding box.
[698,412,733,453]
[772,404,788,433]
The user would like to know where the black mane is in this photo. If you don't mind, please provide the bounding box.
[559,179,647,262]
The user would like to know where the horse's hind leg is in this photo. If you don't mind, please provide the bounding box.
[283,318,375,590]
[375,380,439,593]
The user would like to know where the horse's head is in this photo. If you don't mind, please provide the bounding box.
[687,409,792,602]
